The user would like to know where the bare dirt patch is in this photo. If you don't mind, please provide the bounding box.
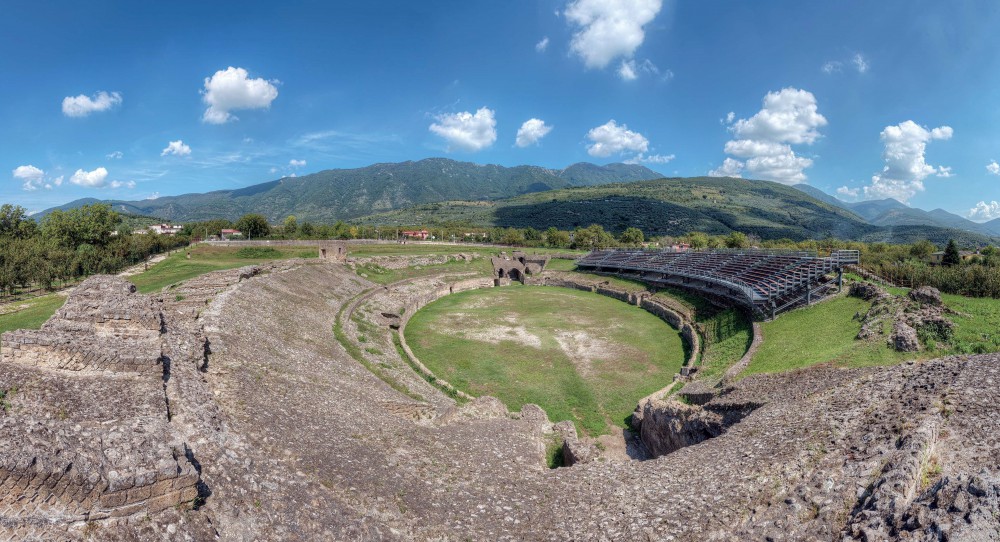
[552,330,616,377]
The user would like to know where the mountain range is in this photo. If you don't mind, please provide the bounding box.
[39,157,999,246]
[353,176,993,246]
[794,185,1000,237]
[41,159,664,223]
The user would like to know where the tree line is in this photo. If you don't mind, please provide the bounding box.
[7,204,1000,300]
[0,204,187,297]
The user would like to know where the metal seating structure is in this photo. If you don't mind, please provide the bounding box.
[576,248,860,319]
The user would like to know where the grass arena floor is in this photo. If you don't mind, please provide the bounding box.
[404,285,686,437]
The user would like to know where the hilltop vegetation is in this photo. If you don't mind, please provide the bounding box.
[354,176,996,245]
[42,158,664,223]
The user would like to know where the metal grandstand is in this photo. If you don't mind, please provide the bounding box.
[576,248,860,320]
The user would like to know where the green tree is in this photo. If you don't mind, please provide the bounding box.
[573,224,616,250]
[235,214,271,239]
[942,239,961,267]
[910,239,936,260]
[500,227,526,246]
[619,227,644,247]
[299,221,315,237]
[724,231,750,249]
[283,215,298,237]
[545,227,570,248]
[0,204,38,239]
[522,227,542,244]
[686,231,709,249]
[41,204,119,248]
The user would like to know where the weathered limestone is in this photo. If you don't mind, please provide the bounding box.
[853,280,955,352]
[909,285,943,306]
[0,276,201,531]
[850,281,889,301]
[5,263,1000,540]
[892,321,921,352]
[631,397,725,457]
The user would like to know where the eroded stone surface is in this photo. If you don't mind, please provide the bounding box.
[3,264,999,540]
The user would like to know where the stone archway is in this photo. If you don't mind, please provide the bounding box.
[498,269,506,278]
[509,268,522,282]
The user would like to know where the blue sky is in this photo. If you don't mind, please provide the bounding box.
[5,1,1000,220]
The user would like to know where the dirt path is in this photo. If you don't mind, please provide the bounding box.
[117,252,169,277]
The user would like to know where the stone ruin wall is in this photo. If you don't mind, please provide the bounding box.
[391,277,495,401]
[0,276,202,528]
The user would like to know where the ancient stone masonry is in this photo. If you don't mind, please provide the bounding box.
[0,276,199,534]
[5,259,1000,539]
[852,282,954,352]
[491,251,549,283]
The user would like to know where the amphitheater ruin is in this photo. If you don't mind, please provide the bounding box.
[1,247,998,541]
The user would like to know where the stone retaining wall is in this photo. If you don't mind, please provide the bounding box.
[723,321,764,382]
[0,275,204,527]
[392,277,494,401]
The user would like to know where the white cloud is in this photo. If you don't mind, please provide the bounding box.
[515,118,553,147]
[585,120,648,157]
[289,159,307,167]
[618,60,638,81]
[708,157,744,178]
[823,53,869,75]
[535,37,549,52]
[161,140,192,157]
[852,53,869,73]
[146,192,161,200]
[565,0,662,69]
[969,201,1000,221]
[617,58,666,81]
[732,88,827,145]
[106,151,123,159]
[13,165,46,191]
[837,186,860,199]
[201,66,279,124]
[861,120,953,202]
[625,153,674,165]
[52,175,63,187]
[428,107,497,152]
[109,180,136,189]
[987,161,1000,176]
[70,167,109,188]
[62,91,122,117]
[713,88,827,184]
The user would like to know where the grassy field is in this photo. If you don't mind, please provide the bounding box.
[350,243,583,284]
[695,308,754,382]
[355,258,494,285]
[744,295,912,375]
[0,294,67,335]
[348,243,586,258]
[405,285,685,436]
[928,292,1000,355]
[743,288,1000,376]
[129,245,318,293]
